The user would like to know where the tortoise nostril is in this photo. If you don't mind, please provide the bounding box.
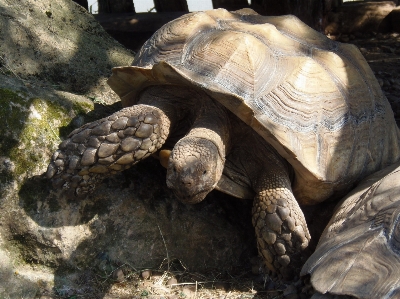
[181,177,193,186]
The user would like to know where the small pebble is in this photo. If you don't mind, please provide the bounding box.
[113,269,124,282]
[166,276,178,286]
[141,270,152,279]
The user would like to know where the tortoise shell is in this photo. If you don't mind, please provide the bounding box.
[107,8,400,205]
[301,160,400,298]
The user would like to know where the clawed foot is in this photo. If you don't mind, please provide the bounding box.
[46,104,170,195]
[253,172,311,280]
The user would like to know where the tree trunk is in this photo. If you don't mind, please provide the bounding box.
[212,0,250,11]
[153,0,189,12]
[251,0,340,31]
[98,0,135,13]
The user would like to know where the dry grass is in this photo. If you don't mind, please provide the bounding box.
[35,253,293,299]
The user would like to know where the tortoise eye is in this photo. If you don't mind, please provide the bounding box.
[203,170,207,175]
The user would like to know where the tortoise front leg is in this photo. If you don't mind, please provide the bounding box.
[252,169,310,279]
[46,104,170,195]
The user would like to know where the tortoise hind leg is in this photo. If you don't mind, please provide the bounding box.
[252,169,310,280]
[46,104,170,195]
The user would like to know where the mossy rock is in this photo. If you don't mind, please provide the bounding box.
[0,85,93,187]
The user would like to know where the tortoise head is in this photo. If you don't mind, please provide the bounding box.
[166,137,224,204]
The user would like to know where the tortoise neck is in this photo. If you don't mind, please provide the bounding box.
[185,95,231,160]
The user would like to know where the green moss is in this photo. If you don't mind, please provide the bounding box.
[8,97,68,179]
[0,88,93,183]
[73,101,93,114]
[0,87,96,210]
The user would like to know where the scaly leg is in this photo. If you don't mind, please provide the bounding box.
[46,104,170,195]
[252,169,311,279]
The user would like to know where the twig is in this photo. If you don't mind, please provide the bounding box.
[157,224,170,273]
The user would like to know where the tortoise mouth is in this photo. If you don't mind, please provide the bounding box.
[173,188,211,204]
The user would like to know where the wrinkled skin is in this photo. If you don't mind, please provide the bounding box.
[166,137,224,204]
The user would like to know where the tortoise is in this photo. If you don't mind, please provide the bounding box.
[302,160,400,298]
[46,8,400,279]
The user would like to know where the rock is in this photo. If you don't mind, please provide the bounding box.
[166,276,178,286]
[112,269,125,282]
[141,270,152,279]
[0,0,134,105]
